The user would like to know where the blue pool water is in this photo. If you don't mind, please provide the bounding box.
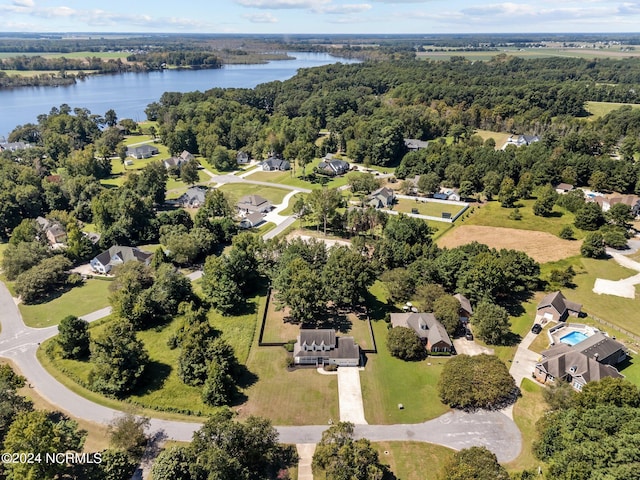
[560,331,589,346]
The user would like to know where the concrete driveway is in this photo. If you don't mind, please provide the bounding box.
[337,367,367,424]
[453,338,494,356]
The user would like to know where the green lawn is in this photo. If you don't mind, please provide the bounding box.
[465,198,583,238]
[360,320,451,424]
[19,278,113,328]
[244,158,350,190]
[475,129,512,148]
[585,101,640,120]
[218,183,290,206]
[506,379,547,474]
[373,441,455,480]
[394,198,466,219]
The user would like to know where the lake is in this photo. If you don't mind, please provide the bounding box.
[0,52,358,140]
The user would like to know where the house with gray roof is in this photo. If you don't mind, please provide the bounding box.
[35,216,67,246]
[174,186,208,208]
[534,332,626,391]
[127,144,159,159]
[90,245,153,274]
[536,291,582,322]
[0,141,31,152]
[367,187,395,209]
[504,134,540,148]
[454,293,473,323]
[261,157,290,171]
[293,329,360,366]
[317,158,350,176]
[390,312,452,353]
[236,151,250,165]
[237,195,272,214]
[404,138,429,151]
[240,212,265,229]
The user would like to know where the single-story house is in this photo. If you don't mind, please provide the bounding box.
[261,157,290,171]
[503,134,540,148]
[240,211,265,229]
[237,194,272,214]
[536,291,582,322]
[435,188,461,201]
[127,145,159,159]
[368,187,395,209]
[174,186,208,208]
[35,216,67,246]
[534,332,626,391]
[0,141,31,152]
[163,156,186,170]
[454,293,473,323]
[317,158,350,176]
[554,183,574,194]
[390,312,453,353]
[404,139,429,151]
[90,245,153,274]
[293,329,360,366]
[237,151,250,165]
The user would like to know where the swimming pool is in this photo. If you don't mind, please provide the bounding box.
[560,331,589,346]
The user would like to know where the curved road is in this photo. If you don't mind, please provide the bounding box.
[0,283,521,462]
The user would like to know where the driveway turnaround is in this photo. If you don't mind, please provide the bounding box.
[0,282,522,463]
[337,367,368,424]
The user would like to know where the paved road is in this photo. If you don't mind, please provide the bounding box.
[0,280,523,462]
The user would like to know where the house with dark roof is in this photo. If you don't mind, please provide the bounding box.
[404,139,429,151]
[237,195,272,214]
[35,217,67,246]
[536,291,582,322]
[317,158,350,176]
[240,212,265,229]
[90,246,153,274]
[504,134,540,148]
[367,187,395,209]
[293,329,360,366]
[534,332,626,391]
[174,186,208,208]
[390,312,453,353]
[236,151,250,165]
[127,144,159,159]
[454,293,473,323]
[261,157,290,171]
[163,156,186,170]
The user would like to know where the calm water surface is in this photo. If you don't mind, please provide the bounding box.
[0,52,358,139]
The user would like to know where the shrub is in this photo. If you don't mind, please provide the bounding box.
[386,326,425,361]
[559,225,575,240]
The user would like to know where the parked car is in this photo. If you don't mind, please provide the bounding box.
[465,329,474,341]
[531,323,542,334]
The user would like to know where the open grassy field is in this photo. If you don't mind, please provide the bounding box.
[464,199,582,238]
[417,47,640,62]
[506,379,547,474]
[437,225,582,263]
[585,101,640,120]
[394,198,466,219]
[19,278,113,328]
[244,159,350,190]
[218,183,290,206]
[474,129,512,148]
[373,441,455,480]
[239,346,339,425]
[360,320,450,424]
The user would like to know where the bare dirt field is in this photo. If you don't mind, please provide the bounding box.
[437,225,581,263]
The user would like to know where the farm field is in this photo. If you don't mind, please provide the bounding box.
[437,225,581,263]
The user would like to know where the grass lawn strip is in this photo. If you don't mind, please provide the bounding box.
[506,379,548,474]
[19,278,113,328]
[217,183,291,206]
[373,441,454,480]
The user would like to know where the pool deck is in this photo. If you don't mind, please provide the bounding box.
[547,323,599,347]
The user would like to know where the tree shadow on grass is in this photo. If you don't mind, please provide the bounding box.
[135,361,172,396]
[231,365,258,406]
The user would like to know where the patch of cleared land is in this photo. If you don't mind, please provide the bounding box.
[394,198,465,219]
[585,101,640,120]
[474,129,512,147]
[437,225,581,263]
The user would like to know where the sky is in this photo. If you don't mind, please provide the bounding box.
[1,0,640,34]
